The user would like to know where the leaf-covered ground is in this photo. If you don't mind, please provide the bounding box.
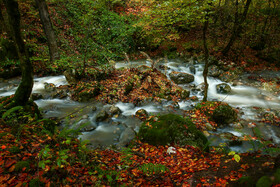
[1,94,279,186]
[0,118,277,186]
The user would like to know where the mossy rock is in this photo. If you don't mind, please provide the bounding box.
[14,161,30,172]
[9,146,21,154]
[211,104,237,125]
[40,119,57,134]
[237,176,254,187]
[274,168,280,184]
[256,176,272,187]
[137,114,209,151]
[29,178,45,187]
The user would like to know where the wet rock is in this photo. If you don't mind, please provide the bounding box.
[169,71,194,84]
[230,122,243,129]
[44,83,56,92]
[159,65,170,70]
[31,93,43,100]
[118,128,136,147]
[64,69,78,85]
[181,89,190,99]
[138,65,151,72]
[51,89,68,99]
[189,65,196,74]
[190,96,199,101]
[203,131,210,137]
[135,109,149,120]
[167,101,180,109]
[82,123,97,132]
[77,87,100,102]
[82,115,89,119]
[211,104,237,126]
[96,109,109,122]
[205,123,215,131]
[208,65,223,77]
[219,132,236,140]
[92,106,97,112]
[196,83,205,92]
[216,83,231,94]
[109,105,121,116]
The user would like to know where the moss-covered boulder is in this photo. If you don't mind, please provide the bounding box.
[137,114,209,151]
[211,104,237,126]
[256,176,272,187]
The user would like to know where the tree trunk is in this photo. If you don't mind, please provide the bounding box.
[3,0,33,106]
[202,18,209,102]
[0,4,4,33]
[35,0,59,62]
[222,0,252,56]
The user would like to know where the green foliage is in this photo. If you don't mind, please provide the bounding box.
[90,166,120,185]
[245,127,280,155]
[139,163,169,176]
[228,151,241,162]
[137,0,215,48]
[39,145,51,169]
[38,119,57,135]
[138,114,209,150]
[60,0,137,65]
[2,106,23,119]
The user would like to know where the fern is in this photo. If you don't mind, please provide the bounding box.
[2,106,23,119]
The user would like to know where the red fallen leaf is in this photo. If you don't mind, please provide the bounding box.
[8,165,15,172]
[1,145,6,149]
[5,160,16,168]
[15,182,23,187]
[0,174,10,183]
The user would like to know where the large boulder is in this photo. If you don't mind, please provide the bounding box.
[211,104,237,126]
[118,128,136,147]
[216,83,231,94]
[95,109,109,122]
[64,69,79,85]
[169,71,194,84]
[208,65,223,77]
[137,114,209,151]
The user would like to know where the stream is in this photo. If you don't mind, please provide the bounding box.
[1,59,280,152]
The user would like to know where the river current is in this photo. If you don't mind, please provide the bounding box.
[1,59,280,152]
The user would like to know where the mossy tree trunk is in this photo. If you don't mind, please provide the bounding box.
[3,0,33,106]
[0,4,4,33]
[35,0,60,62]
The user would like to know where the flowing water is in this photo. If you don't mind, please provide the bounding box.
[1,59,280,152]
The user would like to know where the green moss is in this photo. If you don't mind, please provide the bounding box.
[9,146,21,154]
[256,176,272,187]
[274,168,280,184]
[29,178,44,187]
[14,161,30,172]
[137,114,209,151]
[237,176,254,187]
[40,119,57,135]
[212,104,237,125]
